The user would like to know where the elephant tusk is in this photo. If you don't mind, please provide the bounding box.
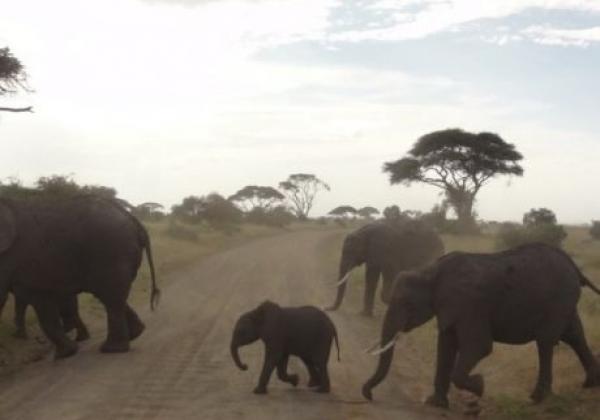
[364,339,383,353]
[368,333,402,355]
[335,271,352,287]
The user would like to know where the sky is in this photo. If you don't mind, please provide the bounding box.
[1,0,599,223]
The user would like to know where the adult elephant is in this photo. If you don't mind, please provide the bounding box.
[362,243,600,407]
[0,194,160,359]
[326,220,444,316]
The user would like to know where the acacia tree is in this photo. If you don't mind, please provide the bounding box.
[0,47,32,113]
[228,185,284,212]
[357,206,379,219]
[383,128,523,231]
[329,205,357,218]
[279,173,330,220]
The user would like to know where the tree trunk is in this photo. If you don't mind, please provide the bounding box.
[447,189,477,233]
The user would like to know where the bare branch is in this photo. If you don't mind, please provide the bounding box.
[0,106,33,113]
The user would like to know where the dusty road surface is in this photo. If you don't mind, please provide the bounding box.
[0,230,455,420]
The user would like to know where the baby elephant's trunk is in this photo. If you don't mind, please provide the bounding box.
[230,341,248,371]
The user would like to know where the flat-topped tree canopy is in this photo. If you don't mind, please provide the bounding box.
[383,128,524,231]
[228,185,284,212]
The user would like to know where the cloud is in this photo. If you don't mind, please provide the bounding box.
[521,25,600,46]
[329,1,600,42]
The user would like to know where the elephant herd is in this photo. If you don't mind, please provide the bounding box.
[232,219,600,412]
[0,195,159,358]
[2,194,600,413]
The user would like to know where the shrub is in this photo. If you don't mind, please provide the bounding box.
[245,206,296,227]
[165,219,198,242]
[172,193,242,229]
[496,222,567,249]
[590,221,600,240]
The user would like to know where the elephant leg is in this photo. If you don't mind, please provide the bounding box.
[313,361,330,393]
[530,340,555,403]
[380,268,395,305]
[99,300,130,353]
[59,297,77,334]
[561,314,600,388]
[31,296,78,359]
[13,295,28,339]
[426,328,458,409]
[59,295,90,341]
[254,349,280,394]
[276,354,298,387]
[301,356,321,387]
[451,322,492,397]
[73,315,90,342]
[361,265,380,317]
[126,305,145,341]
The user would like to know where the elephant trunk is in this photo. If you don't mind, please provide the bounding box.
[362,307,402,400]
[230,340,248,371]
[326,259,354,311]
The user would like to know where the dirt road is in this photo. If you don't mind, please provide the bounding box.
[0,230,451,420]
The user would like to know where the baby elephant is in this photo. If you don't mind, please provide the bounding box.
[230,300,340,394]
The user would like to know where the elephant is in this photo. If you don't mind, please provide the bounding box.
[231,300,340,394]
[10,293,89,341]
[326,220,444,316]
[0,194,160,359]
[362,243,600,407]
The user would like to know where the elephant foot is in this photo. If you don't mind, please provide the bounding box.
[100,340,130,353]
[128,320,145,341]
[359,309,374,317]
[308,377,320,388]
[469,374,485,397]
[583,370,600,388]
[315,385,330,393]
[75,328,90,342]
[54,341,78,360]
[530,385,551,403]
[62,321,76,334]
[425,394,449,409]
[253,386,267,395]
[287,374,299,387]
[12,329,28,340]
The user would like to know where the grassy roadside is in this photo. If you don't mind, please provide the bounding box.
[318,226,600,419]
[0,219,317,375]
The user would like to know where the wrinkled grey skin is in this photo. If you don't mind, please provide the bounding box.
[0,195,159,359]
[363,243,600,407]
[231,301,340,394]
[326,220,444,316]
[6,293,90,341]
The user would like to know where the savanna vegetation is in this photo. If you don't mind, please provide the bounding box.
[3,41,600,420]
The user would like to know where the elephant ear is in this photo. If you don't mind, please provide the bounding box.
[0,203,17,254]
[253,300,281,337]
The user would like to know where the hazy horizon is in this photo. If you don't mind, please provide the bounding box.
[1,0,599,223]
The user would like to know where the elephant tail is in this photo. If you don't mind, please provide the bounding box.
[333,325,341,362]
[140,225,160,310]
[581,273,600,295]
